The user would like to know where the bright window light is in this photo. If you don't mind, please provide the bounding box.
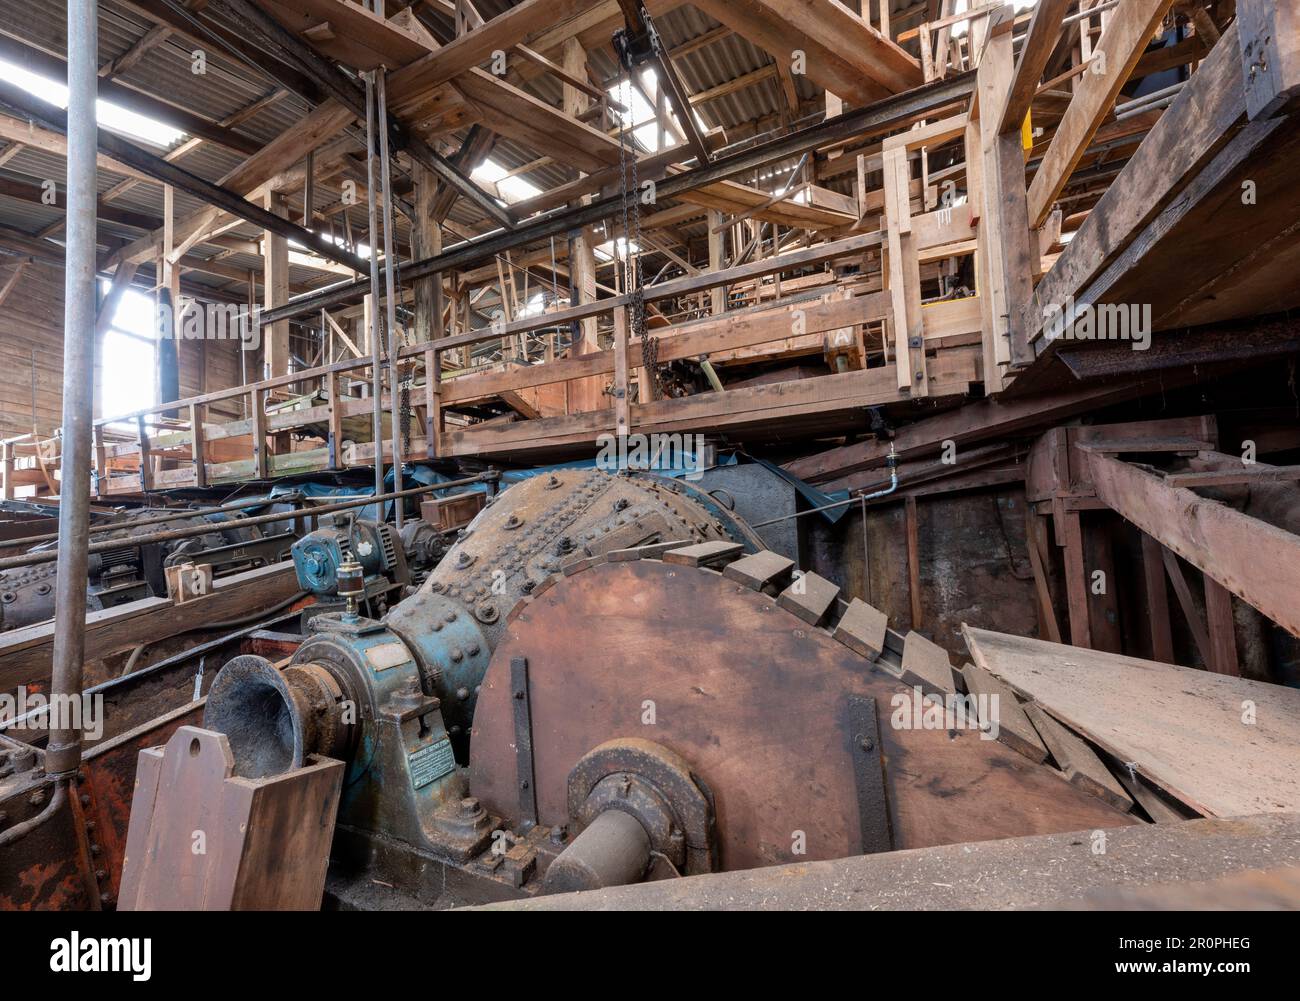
[517,291,548,319]
[0,58,185,147]
[593,236,639,262]
[607,69,678,153]
[471,159,541,205]
[949,0,1038,38]
[98,282,157,419]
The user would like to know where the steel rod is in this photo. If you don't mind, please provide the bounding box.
[363,70,386,515]
[46,0,98,779]
[376,67,404,530]
[3,491,306,548]
[0,474,495,571]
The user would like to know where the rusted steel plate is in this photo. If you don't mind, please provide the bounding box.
[470,561,1134,872]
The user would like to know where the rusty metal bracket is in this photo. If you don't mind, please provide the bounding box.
[510,655,538,831]
[845,694,893,854]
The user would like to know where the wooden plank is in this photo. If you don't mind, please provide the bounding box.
[963,625,1300,817]
[899,630,958,696]
[832,597,888,660]
[1025,0,1177,228]
[662,540,744,568]
[1023,702,1133,811]
[776,572,840,626]
[120,726,342,911]
[960,662,1049,763]
[0,562,302,693]
[723,549,795,591]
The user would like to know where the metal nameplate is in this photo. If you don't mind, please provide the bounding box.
[408,738,456,789]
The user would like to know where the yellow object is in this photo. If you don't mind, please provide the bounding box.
[1021,109,1033,153]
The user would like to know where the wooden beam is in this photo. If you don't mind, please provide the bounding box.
[0,562,301,693]
[1025,0,1176,228]
[1000,0,1070,134]
[691,0,922,105]
[1025,20,1248,344]
[1086,449,1300,639]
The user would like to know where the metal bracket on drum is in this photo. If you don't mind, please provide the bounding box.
[846,694,893,855]
[510,655,538,831]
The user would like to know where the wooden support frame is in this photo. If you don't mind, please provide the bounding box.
[1085,448,1300,639]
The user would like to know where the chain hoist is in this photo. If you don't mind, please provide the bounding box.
[613,52,662,401]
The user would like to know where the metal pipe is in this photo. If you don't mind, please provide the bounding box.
[0,473,495,571]
[0,779,68,848]
[363,70,386,517]
[45,0,98,780]
[376,68,403,530]
[4,491,307,548]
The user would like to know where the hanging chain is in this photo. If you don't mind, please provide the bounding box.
[616,79,660,400]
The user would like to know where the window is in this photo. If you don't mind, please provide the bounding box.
[0,58,185,148]
[99,284,157,421]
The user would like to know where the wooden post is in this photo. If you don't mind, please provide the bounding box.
[707,209,726,314]
[1204,576,1241,676]
[135,416,155,492]
[882,146,926,394]
[1059,509,1091,648]
[326,370,344,469]
[1140,533,1175,663]
[612,306,630,440]
[1082,515,1122,653]
[189,402,207,488]
[905,495,922,630]
[251,386,268,479]
[1025,507,1062,643]
[263,190,291,378]
[424,347,441,460]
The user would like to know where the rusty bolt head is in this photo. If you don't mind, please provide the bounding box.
[460,797,480,817]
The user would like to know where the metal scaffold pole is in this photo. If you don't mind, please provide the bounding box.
[46,0,98,780]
